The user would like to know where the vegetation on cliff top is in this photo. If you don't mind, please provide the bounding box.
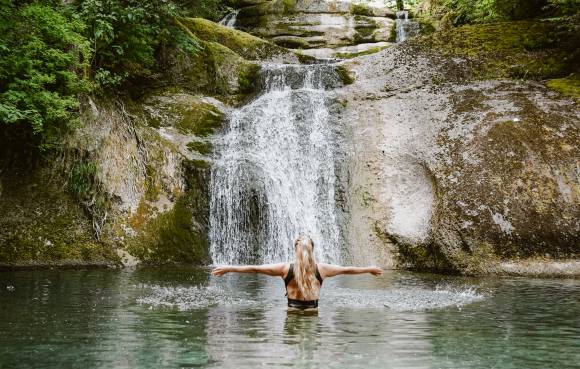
[413,20,579,80]
[417,0,579,26]
[0,0,231,150]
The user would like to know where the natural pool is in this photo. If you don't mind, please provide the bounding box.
[1,267,579,369]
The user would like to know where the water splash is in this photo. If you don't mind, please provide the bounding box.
[136,283,485,312]
[209,64,343,265]
[323,286,485,311]
[136,284,255,310]
[219,10,239,28]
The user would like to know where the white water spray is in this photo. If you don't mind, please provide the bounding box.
[210,64,343,265]
[219,10,239,28]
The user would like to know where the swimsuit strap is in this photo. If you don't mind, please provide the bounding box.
[284,263,294,288]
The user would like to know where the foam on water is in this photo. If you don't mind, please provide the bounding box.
[323,286,485,311]
[136,283,485,312]
[135,284,257,310]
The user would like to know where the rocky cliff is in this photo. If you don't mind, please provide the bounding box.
[1,7,578,276]
[338,20,580,276]
[0,19,297,267]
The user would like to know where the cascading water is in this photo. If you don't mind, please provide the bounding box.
[219,10,239,28]
[395,11,420,43]
[210,64,343,265]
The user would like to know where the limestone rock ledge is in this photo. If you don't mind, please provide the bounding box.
[233,0,397,59]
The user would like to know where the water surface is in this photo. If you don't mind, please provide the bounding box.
[1,267,579,368]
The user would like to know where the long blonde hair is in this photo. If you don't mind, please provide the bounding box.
[293,235,320,300]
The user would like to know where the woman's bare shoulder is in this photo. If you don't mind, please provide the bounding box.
[317,263,341,277]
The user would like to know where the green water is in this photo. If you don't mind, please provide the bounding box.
[0,267,578,368]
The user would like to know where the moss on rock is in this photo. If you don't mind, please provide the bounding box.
[421,82,580,273]
[237,63,261,94]
[126,195,208,264]
[412,20,580,80]
[178,17,293,61]
[350,3,374,16]
[187,141,212,155]
[142,89,225,136]
[336,65,355,85]
[546,74,580,102]
[126,163,211,264]
[0,167,119,266]
[336,45,391,59]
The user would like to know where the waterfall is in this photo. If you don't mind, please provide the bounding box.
[396,11,419,43]
[210,64,343,265]
[219,10,239,28]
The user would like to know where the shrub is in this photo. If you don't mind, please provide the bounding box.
[0,1,91,149]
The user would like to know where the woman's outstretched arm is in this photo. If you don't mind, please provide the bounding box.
[211,263,287,277]
[318,263,383,278]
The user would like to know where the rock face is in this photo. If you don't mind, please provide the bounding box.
[233,0,397,58]
[0,19,287,267]
[337,23,580,274]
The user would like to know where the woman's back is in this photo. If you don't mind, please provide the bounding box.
[284,263,323,305]
[210,234,383,309]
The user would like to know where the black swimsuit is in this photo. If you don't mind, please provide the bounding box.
[284,263,323,309]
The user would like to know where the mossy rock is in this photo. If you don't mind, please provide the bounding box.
[126,163,211,264]
[350,3,374,16]
[187,141,213,155]
[0,167,119,266]
[425,83,580,271]
[126,196,209,264]
[238,63,261,94]
[546,74,580,102]
[412,20,580,80]
[178,17,294,61]
[237,0,296,18]
[158,30,262,98]
[142,89,225,136]
[335,45,391,59]
[271,35,312,49]
[336,65,355,85]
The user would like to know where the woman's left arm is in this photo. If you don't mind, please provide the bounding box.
[211,263,287,277]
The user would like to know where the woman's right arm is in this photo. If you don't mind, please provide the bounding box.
[319,264,383,278]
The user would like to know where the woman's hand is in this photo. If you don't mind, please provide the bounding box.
[211,266,230,276]
[369,266,383,276]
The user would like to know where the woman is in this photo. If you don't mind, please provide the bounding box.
[211,234,383,309]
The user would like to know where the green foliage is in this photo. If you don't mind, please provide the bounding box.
[0,0,231,150]
[545,0,580,15]
[178,0,234,21]
[0,0,91,149]
[431,0,561,25]
[76,0,199,87]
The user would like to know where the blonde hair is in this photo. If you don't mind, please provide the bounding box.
[293,235,320,300]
